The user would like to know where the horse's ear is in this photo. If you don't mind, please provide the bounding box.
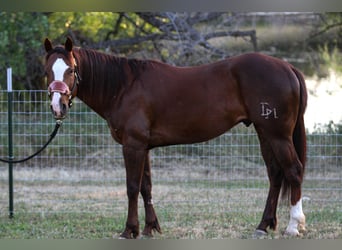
[65,37,73,52]
[44,38,53,52]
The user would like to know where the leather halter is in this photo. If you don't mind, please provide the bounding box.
[48,80,71,96]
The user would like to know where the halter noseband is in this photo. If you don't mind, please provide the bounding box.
[48,80,71,96]
[48,58,81,108]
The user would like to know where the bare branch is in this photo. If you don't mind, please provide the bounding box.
[86,12,258,62]
[308,21,342,40]
[105,12,125,41]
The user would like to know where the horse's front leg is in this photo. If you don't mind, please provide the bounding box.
[120,145,146,239]
[140,151,161,237]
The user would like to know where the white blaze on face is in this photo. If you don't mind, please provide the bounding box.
[52,58,69,81]
[51,58,69,115]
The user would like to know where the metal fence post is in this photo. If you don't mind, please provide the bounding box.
[7,67,14,218]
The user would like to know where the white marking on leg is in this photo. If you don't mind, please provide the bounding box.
[52,58,69,81]
[285,198,306,236]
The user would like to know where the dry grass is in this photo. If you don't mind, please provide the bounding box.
[0,167,340,239]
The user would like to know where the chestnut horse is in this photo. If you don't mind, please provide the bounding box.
[44,38,307,238]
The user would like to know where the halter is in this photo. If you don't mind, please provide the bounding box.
[48,58,81,108]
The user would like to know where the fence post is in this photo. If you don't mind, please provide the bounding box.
[7,67,14,218]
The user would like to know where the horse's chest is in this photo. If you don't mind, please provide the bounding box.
[110,127,123,144]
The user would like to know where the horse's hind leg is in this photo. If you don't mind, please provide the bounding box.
[255,128,305,236]
[286,197,306,235]
[270,138,305,236]
[255,130,283,235]
[140,151,161,237]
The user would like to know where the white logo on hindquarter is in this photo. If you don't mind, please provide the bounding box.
[260,102,278,119]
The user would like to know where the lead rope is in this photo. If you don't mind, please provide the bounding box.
[0,120,62,164]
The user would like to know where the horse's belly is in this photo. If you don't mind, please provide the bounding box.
[148,114,243,147]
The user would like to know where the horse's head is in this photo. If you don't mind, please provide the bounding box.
[44,37,80,120]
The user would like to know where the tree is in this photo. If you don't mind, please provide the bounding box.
[306,13,342,77]
[2,12,258,90]
[128,13,257,65]
[53,12,257,66]
[0,12,48,90]
[308,12,342,50]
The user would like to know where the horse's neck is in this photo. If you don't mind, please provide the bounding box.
[75,50,120,119]
[76,78,113,120]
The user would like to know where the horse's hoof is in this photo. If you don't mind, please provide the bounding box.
[116,233,131,239]
[253,229,268,238]
[141,232,153,238]
[284,228,301,237]
[117,231,138,239]
[142,219,162,237]
[140,234,153,239]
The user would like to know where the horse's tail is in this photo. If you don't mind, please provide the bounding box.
[282,67,308,198]
[292,66,307,170]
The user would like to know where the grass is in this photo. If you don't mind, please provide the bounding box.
[0,205,341,239]
[0,212,124,239]
[0,166,341,239]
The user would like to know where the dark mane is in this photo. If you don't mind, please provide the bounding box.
[75,48,149,100]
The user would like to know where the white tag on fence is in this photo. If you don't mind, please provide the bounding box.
[7,68,12,92]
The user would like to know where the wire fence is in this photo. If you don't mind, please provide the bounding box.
[0,90,341,217]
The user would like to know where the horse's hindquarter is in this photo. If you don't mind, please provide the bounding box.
[230,53,301,134]
[139,61,247,146]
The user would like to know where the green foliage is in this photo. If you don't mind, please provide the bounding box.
[47,12,118,43]
[321,13,342,50]
[308,121,342,166]
[317,44,342,77]
[0,12,48,90]
[47,12,158,45]
[1,12,342,90]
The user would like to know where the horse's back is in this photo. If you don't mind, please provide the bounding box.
[116,53,303,147]
[135,60,247,146]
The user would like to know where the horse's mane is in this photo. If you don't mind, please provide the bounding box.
[75,48,150,100]
[48,46,150,101]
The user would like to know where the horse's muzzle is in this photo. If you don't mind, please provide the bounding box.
[50,92,69,120]
[50,102,68,120]
[48,80,71,120]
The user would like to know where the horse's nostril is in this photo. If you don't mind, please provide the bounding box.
[62,103,67,114]
[50,105,58,117]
